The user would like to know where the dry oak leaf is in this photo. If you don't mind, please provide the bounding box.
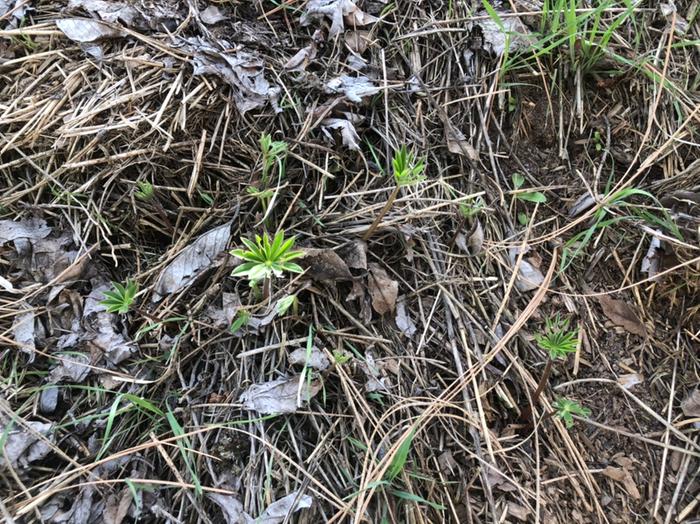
[596,294,647,337]
[299,248,352,281]
[368,263,398,315]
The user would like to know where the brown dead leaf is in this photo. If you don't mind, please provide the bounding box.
[617,373,644,390]
[507,502,532,522]
[344,30,370,54]
[446,127,478,159]
[300,248,352,281]
[103,487,132,524]
[597,295,647,337]
[339,239,367,270]
[289,346,330,370]
[368,263,398,315]
[602,466,640,499]
[284,43,317,72]
[681,388,700,417]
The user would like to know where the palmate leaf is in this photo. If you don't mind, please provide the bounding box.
[230,231,304,285]
[100,280,138,314]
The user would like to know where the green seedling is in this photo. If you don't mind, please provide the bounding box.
[553,397,591,428]
[363,145,425,241]
[229,310,250,334]
[458,196,485,219]
[100,280,138,314]
[276,294,298,316]
[259,133,288,187]
[230,231,305,297]
[512,173,547,204]
[522,315,579,425]
[135,181,154,201]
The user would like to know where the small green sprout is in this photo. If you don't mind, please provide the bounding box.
[332,350,351,365]
[230,231,305,286]
[276,294,298,316]
[535,314,579,359]
[392,145,426,187]
[135,181,154,201]
[458,196,485,218]
[553,398,591,428]
[100,280,138,314]
[259,133,288,186]
[363,144,426,241]
[230,310,250,334]
[512,173,547,204]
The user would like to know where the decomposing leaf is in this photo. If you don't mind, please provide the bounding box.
[468,220,484,255]
[67,0,182,30]
[617,373,644,390]
[49,353,91,383]
[153,221,231,299]
[40,386,59,414]
[0,420,54,469]
[596,295,647,337]
[681,388,700,418]
[300,248,352,281]
[84,283,137,365]
[339,239,367,270]
[602,466,640,499]
[641,233,662,281]
[200,5,227,25]
[507,502,532,522]
[0,218,51,245]
[56,19,124,43]
[210,491,313,524]
[568,193,600,217]
[446,127,478,159]
[103,487,132,524]
[284,43,317,72]
[321,118,360,150]
[12,307,36,360]
[324,75,379,103]
[395,296,417,337]
[239,375,322,414]
[185,39,280,114]
[344,30,370,54]
[300,0,378,37]
[508,249,544,292]
[205,292,239,328]
[289,346,330,370]
[368,263,398,315]
[469,13,532,56]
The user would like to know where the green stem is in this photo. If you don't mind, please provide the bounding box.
[362,186,400,241]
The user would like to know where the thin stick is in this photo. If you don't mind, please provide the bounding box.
[362,186,399,241]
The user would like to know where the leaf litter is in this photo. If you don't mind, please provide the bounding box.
[239,375,322,414]
[300,0,378,37]
[209,490,313,524]
[368,263,399,315]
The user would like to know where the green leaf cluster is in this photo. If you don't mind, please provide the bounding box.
[230,231,305,285]
[535,314,578,359]
[100,280,138,314]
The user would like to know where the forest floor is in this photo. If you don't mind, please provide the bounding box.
[0,0,699,523]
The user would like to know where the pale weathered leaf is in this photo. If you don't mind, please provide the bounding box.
[301,0,377,37]
[681,389,700,418]
[153,222,231,299]
[256,491,313,523]
[617,373,644,390]
[446,127,478,159]
[103,487,132,524]
[468,220,484,255]
[200,5,226,24]
[300,248,352,281]
[67,0,141,26]
[568,193,601,217]
[641,233,662,281]
[509,249,544,292]
[469,13,532,56]
[324,75,379,103]
[395,296,417,337]
[0,218,51,245]
[40,386,59,414]
[49,353,91,382]
[85,283,137,365]
[321,118,360,150]
[344,30,370,54]
[597,295,647,337]
[602,466,640,499]
[239,375,322,414]
[289,346,330,370]
[339,239,367,270]
[12,307,36,360]
[209,493,248,524]
[0,420,53,469]
[368,263,398,315]
[284,43,317,72]
[56,19,124,43]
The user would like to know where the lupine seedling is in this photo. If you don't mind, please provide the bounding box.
[553,398,591,428]
[230,231,305,298]
[100,280,138,314]
[363,145,425,241]
[135,181,154,201]
[259,133,288,187]
[512,173,547,204]
[522,315,579,425]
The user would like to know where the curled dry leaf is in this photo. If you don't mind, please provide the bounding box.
[508,249,544,292]
[0,420,54,469]
[0,218,51,245]
[12,307,36,360]
[209,491,312,524]
[395,296,417,337]
[368,263,398,315]
[617,373,644,390]
[602,466,640,499]
[300,248,352,281]
[324,75,379,103]
[300,0,378,38]
[56,19,124,43]
[284,43,317,72]
[680,388,700,418]
[446,127,478,159]
[344,30,370,54]
[568,193,601,217]
[200,5,226,25]
[153,221,231,300]
[321,118,360,150]
[596,294,647,337]
[289,346,330,370]
[641,233,662,281]
[469,220,484,255]
[239,375,322,414]
[468,12,532,56]
[339,239,367,270]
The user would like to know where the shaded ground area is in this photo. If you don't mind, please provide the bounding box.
[1,0,698,522]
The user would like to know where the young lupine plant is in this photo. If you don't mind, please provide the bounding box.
[363,145,426,241]
[259,133,288,186]
[230,231,305,288]
[100,280,138,314]
[553,398,591,428]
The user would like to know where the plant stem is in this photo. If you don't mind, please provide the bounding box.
[362,186,399,241]
[532,357,553,406]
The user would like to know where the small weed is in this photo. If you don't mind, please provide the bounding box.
[229,310,250,334]
[553,397,591,428]
[332,350,351,365]
[259,133,288,186]
[535,314,578,360]
[512,173,547,204]
[230,231,305,286]
[134,181,154,201]
[276,294,298,316]
[458,196,485,219]
[100,280,138,314]
[386,428,416,481]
